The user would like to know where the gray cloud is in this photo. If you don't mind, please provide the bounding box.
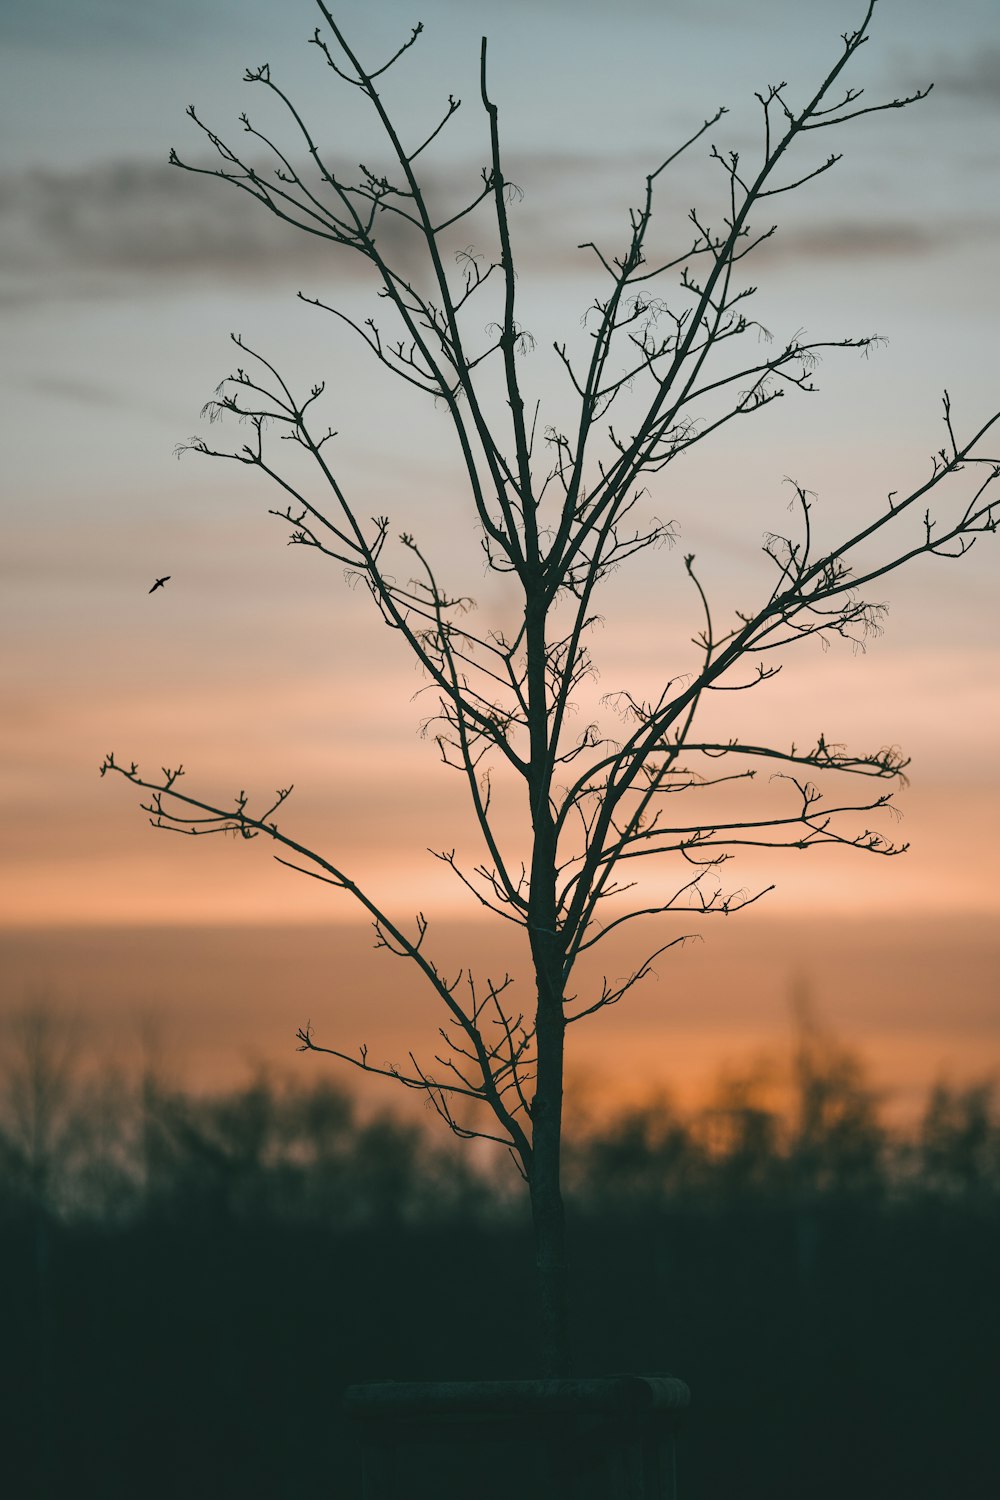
[2,149,993,309]
[0,156,419,305]
[750,221,945,264]
[0,151,618,304]
[928,46,1000,106]
[0,0,252,55]
[24,373,127,408]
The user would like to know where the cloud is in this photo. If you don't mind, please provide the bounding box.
[0,0,252,55]
[0,159,373,302]
[929,46,1000,107]
[3,147,995,309]
[0,149,607,305]
[23,374,128,409]
[0,150,605,306]
[749,220,946,264]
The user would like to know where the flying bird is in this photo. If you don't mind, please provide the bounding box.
[149,576,171,593]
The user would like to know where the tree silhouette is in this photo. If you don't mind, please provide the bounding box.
[102,0,999,1374]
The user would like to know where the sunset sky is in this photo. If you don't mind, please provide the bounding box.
[3,0,998,1118]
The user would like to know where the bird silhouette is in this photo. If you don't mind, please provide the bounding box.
[149,576,171,593]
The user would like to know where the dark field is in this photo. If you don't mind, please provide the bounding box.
[2,1012,998,1499]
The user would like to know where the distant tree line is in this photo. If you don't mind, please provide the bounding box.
[1,1003,998,1226]
[1,1003,998,1498]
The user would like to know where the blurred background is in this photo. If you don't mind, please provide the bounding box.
[2,995,999,1497]
[1,1,999,1492]
[2,0,998,1117]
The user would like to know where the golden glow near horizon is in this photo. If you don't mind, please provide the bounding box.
[2,1,999,1106]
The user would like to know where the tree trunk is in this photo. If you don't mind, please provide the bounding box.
[529,971,570,1376]
[523,590,571,1375]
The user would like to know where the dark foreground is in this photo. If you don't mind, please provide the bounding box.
[2,1055,998,1498]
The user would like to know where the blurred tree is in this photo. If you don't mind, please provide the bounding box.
[787,988,885,1197]
[916,1079,1000,1201]
[698,1055,786,1198]
[565,1091,702,1212]
[0,1001,113,1220]
[0,1001,96,1494]
[103,0,999,1373]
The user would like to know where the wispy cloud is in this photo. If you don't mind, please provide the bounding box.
[0,152,610,304]
[749,221,947,264]
[23,374,130,409]
[0,0,250,54]
[3,108,995,313]
[3,146,996,309]
[0,160,368,303]
[929,46,1000,107]
[0,152,592,305]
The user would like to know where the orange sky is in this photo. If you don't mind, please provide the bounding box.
[3,913,996,1131]
[3,0,999,1116]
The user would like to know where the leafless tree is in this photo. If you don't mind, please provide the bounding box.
[103,0,999,1374]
